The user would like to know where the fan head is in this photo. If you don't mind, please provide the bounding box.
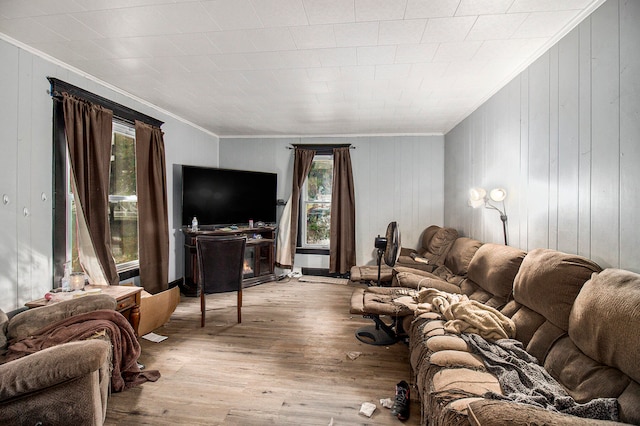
[383,221,401,267]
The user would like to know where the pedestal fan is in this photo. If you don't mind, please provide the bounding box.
[373,221,401,286]
[355,221,402,345]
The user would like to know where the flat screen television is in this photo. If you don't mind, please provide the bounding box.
[181,165,277,227]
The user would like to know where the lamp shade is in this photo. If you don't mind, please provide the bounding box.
[468,187,487,208]
[489,188,507,202]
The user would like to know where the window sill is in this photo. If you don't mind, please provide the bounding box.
[117,261,139,281]
[296,248,329,255]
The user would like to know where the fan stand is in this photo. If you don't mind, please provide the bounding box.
[354,234,399,346]
[375,244,384,287]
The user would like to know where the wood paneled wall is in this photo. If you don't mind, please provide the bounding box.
[220,135,445,267]
[0,38,219,312]
[444,0,640,272]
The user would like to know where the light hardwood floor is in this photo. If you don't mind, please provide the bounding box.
[105,279,420,425]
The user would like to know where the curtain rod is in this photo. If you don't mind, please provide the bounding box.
[286,144,355,150]
[47,77,164,128]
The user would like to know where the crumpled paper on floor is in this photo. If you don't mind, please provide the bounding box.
[346,351,362,360]
[380,397,394,409]
[359,402,377,417]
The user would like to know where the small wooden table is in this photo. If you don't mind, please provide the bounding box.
[26,285,143,336]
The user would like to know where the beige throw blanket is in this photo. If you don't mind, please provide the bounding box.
[398,288,516,341]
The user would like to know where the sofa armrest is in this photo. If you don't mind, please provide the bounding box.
[399,247,418,257]
[395,256,438,273]
[467,400,623,426]
[8,294,116,341]
[0,339,111,401]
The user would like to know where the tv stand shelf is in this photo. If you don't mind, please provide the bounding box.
[182,226,277,295]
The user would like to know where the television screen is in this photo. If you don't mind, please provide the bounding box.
[181,165,277,227]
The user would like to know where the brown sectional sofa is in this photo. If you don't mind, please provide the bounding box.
[350,224,640,424]
[407,245,640,425]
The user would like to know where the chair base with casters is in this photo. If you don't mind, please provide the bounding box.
[196,234,247,327]
[349,286,416,345]
[355,315,401,346]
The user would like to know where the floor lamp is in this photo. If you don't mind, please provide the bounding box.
[468,187,508,245]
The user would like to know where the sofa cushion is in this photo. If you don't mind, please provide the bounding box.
[467,400,621,426]
[465,243,525,307]
[508,249,601,363]
[432,368,502,396]
[349,264,393,282]
[422,227,459,265]
[420,225,441,251]
[430,350,485,370]
[394,270,461,293]
[545,336,630,403]
[426,335,469,352]
[444,237,483,276]
[565,267,640,424]
[513,249,602,332]
[0,310,8,353]
[7,294,117,342]
[569,268,640,383]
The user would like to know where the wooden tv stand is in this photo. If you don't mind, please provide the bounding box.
[182,226,277,295]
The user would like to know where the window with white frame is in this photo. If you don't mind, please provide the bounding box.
[300,155,333,249]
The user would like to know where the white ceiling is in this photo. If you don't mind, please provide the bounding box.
[0,0,604,137]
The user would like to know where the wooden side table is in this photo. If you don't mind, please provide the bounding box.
[25,285,143,336]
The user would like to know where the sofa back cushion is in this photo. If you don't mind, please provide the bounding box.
[421,227,458,266]
[0,310,8,353]
[544,268,640,424]
[443,237,483,276]
[419,225,441,250]
[7,294,117,342]
[508,248,602,363]
[570,268,640,382]
[463,244,525,309]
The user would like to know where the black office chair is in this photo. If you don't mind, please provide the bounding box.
[196,235,247,327]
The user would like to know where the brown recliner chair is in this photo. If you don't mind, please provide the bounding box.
[395,225,459,272]
[0,294,116,425]
[350,225,459,284]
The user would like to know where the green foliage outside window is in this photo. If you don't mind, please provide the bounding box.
[69,126,139,271]
[109,131,138,265]
[304,157,332,246]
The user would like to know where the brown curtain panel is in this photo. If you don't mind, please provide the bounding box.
[330,147,356,274]
[62,93,119,285]
[287,148,316,268]
[135,121,169,294]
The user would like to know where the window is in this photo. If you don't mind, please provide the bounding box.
[300,155,333,248]
[67,121,139,272]
[51,78,164,286]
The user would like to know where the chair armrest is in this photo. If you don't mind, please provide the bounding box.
[467,400,621,426]
[399,247,417,257]
[8,294,116,341]
[0,340,111,401]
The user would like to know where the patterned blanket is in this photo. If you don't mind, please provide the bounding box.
[461,333,619,421]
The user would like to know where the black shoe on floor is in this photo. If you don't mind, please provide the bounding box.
[391,380,410,420]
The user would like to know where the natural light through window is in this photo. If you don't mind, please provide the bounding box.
[301,155,333,248]
[67,121,139,272]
